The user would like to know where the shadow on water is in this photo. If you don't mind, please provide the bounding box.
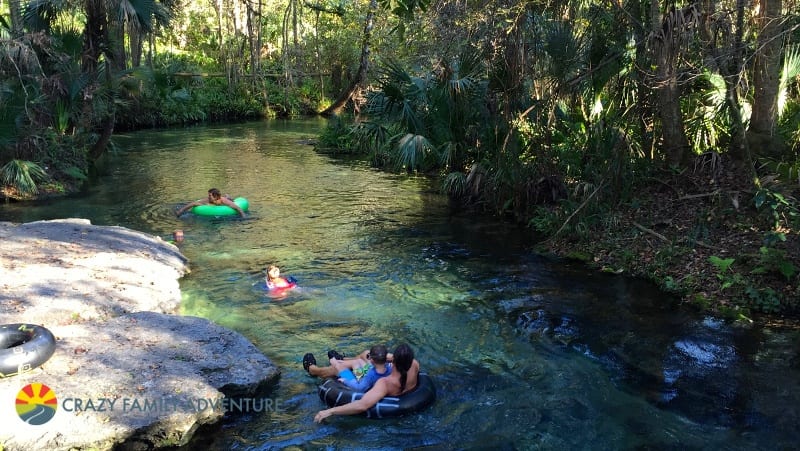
[2,118,799,450]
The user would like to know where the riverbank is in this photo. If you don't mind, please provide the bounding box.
[3,161,797,321]
[0,219,281,450]
[537,166,799,321]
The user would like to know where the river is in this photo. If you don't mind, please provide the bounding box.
[1,119,798,450]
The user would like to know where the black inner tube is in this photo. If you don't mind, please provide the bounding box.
[0,324,57,377]
[3,339,28,349]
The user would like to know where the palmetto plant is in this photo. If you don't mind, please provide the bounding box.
[363,52,488,174]
[17,0,177,160]
[684,70,731,154]
[777,45,800,163]
[1,159,48,195]
[750,46,800,188]
[778,44,800,119]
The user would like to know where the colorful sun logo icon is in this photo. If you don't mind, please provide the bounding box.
[16,382,57,425]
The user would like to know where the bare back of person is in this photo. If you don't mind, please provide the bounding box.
[379,359,420,397]
[313,343,422,423]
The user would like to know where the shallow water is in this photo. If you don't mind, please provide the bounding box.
[1,119,798,450]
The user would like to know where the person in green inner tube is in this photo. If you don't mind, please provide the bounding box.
[176,188,246,217]
[308,343,421,422]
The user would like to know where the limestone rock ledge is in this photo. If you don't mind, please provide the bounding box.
[0,219,280,450]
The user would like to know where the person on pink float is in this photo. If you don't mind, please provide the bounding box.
[265,265,297,291]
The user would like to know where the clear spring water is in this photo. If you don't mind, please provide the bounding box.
[1,119,798,450]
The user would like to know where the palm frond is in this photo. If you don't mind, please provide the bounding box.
[442,171,466,197]
[352,121,391,153]
[544,22,583,84]
[152,2,176,28]
[779,45,800,118]
[23,0,70,33]
[400,99,424,135]
[377,59,413,85]
[364,91,390,116]
[438,141,462,170]
[52,25,84,60]
[683,70,730,153]
[120,0,156,32]
[394,133,433,171]
[1,159,48,195]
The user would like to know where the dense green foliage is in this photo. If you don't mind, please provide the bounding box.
[1,0,798,314]
[315,0,800,314]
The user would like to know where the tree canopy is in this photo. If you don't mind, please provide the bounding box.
[1,0,798,314]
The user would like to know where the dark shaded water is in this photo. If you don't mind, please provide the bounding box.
[1,119,798,450]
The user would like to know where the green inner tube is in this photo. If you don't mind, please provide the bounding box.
[192,197,249,216]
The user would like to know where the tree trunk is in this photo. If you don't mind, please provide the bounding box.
[80,0,105,134]
[314,11,324,97]
[725,0,750,162]
[747,0,784,158]
[652,1,692,168]
[217,0,224,59]
[89,115,116,161]
[81,0,120,162]
[9,0,23,37]
[698,0,754,172]
[282,1,297,88]
[320,0,376,116]
[130,25,142,68]
[109,12,126,71]
[632,0,655,160]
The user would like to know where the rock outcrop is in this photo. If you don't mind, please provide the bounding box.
[0,219,280,450]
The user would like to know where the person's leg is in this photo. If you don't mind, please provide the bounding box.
[303,352,369,378]
[329,349,371,362]
[308,364,339,378]
[303,353,339,378]
[330,357,367,373]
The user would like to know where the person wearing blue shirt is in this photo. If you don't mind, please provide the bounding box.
[334,345,392,391]
[303,345,392,392]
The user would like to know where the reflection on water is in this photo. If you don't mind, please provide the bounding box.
[1,119,798,450]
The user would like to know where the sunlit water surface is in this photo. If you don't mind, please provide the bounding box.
[1,119,798,450]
